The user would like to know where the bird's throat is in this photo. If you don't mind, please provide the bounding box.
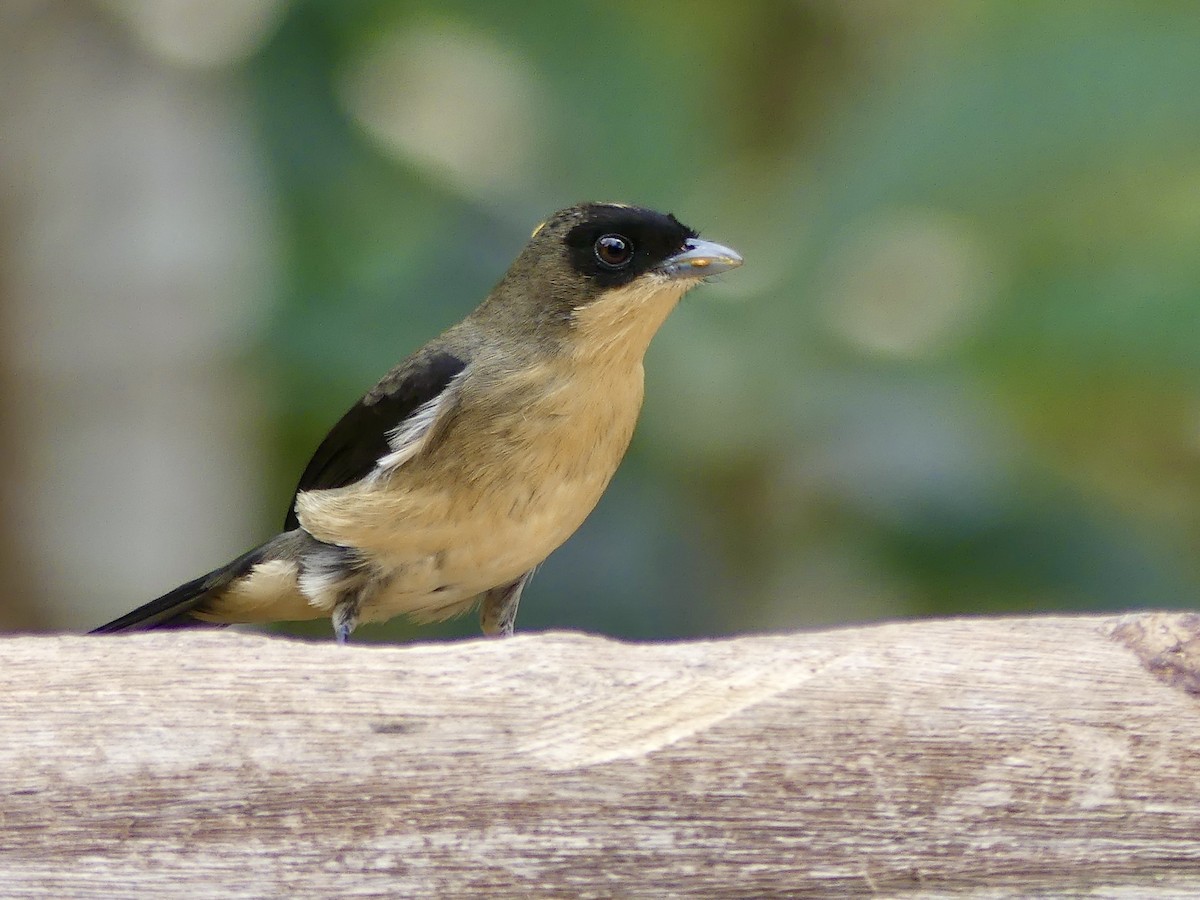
[569,278,691,370]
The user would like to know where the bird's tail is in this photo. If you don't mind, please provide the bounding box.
[91,542,275,633]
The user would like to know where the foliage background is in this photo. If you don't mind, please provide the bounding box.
[2,1,1199,640]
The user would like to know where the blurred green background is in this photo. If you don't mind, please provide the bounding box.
[2,1,1198,640]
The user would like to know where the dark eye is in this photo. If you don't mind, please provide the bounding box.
[594,234,634,268]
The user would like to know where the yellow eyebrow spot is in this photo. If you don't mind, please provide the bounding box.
[531,220,546,238]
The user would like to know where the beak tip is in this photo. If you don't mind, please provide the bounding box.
[659,239,744,279]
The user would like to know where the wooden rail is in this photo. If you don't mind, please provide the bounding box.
[3,613,1200,896]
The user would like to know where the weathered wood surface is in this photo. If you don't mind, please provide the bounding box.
[2,613,1200,897]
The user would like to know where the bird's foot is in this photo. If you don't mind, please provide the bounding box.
[332,602,358,645]
[480,570,532,637]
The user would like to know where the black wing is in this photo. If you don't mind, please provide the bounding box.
[283,349,467,530]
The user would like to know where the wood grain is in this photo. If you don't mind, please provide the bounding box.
[3,613,1200,897]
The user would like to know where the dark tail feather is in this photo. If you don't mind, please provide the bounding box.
[91,543,273,634]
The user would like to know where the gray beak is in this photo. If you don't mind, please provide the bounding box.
[656,238,744,280]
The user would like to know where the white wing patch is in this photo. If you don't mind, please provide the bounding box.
[375,378,457,473]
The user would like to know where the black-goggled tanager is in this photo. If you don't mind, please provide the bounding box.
[93,203,743,642]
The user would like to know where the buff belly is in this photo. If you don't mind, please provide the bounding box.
[354,460,620,624]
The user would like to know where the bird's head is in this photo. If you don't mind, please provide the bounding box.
[483,203,742,360]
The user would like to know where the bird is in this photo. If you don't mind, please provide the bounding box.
[92,203,743,643]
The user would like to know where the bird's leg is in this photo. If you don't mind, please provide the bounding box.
[479,570,533,637]
[332,594,360,645]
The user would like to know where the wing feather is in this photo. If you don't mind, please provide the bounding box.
[283,349,467,530]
